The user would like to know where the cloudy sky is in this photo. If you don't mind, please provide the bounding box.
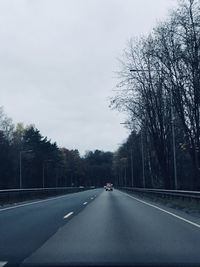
[0,0,177,154]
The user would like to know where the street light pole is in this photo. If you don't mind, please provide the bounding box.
[124,164,127,187]
[140,130,145,188]
[130,68,177,189]
[130,148,134,187]
[19,150,33,189]
[42,159,54,188]
[42,163,45,188]
[170,88,178,189]
[19,151,22,189]
[120,122,135,188]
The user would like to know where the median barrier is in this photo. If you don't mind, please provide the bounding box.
[0,187,92,205]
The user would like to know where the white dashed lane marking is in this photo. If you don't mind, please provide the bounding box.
[63,212,74,219]
[83,202,88,205]
[0,194,72,212]
[0,261,7,267]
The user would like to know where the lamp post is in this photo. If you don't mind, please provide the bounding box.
[19,150,33,189]
[120,122,135,188]
[140,129,145,188]
[42,159,54,188]
[130,148,134,187]
[130,68,178,189]
[119,157,128,187]
[170,86,178,189]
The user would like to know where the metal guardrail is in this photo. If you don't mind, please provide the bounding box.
[0,186,93,205]
[0,187,88,193]
[119,187,200,200]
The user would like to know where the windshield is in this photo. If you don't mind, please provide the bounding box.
[0,0,200,266]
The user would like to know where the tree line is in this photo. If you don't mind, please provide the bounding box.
[2,0,199,191]
[0,107,113,189]
[111,0,200,190]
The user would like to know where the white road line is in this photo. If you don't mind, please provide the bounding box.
[90,197,94,200]
[63,212,74,219]
[120,191,200,229]
[83,202,88,205]
[0,194,70,212]
[0,261,7,267]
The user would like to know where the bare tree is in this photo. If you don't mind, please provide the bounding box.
[111,0,200,189]
[152,0,200,188]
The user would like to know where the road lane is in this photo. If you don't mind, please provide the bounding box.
[120,190,200,229]
[0,189,101,265]
[23,189,200,266]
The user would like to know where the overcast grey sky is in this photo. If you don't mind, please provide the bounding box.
[0,0,177,154]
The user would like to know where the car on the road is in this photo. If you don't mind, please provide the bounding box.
[105,183,113,191]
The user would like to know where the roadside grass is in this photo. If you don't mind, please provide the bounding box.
[121,190,200,219]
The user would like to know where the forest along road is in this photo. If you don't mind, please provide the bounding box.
[0,189,200,266]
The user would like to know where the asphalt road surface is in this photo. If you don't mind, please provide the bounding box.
[0,189,200,266]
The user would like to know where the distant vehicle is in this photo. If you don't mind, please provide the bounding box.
[105,183,113,191]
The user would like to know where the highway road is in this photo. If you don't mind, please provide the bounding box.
[0,189,200,266]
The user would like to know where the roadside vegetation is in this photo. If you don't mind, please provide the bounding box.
[0,107,113,189]
[1,0,200,192]
[111,0,200,191]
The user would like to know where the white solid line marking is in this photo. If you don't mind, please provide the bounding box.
[83,202,88,205]
[119,191,200,229]
[0,190,100,213]
[0,192,82,213]
[0,261,7,267]
[63,212,74,219]
[0,194,69,212]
